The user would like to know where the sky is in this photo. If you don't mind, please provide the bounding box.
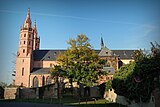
[0,0,160,84]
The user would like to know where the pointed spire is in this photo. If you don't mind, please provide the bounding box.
[24,8,32,28]
[101,37,104,49]
[27,8,30,18]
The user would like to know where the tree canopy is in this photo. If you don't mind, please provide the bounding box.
[112,44,160,103]
[54,34,106,87]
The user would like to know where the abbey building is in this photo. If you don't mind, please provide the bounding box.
[15,9,135,88]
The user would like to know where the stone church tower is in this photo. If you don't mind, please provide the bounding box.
[15,9,40,87]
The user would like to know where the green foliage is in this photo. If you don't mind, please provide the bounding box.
[57,34,106,87]
[50,65,67,79]
[0,82,7,88]
[112,48,160,103]
[106,80,112,91]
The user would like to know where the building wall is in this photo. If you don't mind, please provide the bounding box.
[30,74,51,87]
[121,59,134,64]
[34,61,58,68]
[15,56,31,87]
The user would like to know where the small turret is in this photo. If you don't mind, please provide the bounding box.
[33,20,37,32]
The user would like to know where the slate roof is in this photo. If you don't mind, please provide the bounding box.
[98,47,113,57]
[33,50,66,61]
[31,68,51,74]
[33,49,135,61]
[102,67,115,75]
[112,50,135,59]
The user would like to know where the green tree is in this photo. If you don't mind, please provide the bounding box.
[0,82,7,88]
[112,44,160,103]
[56,34,106,87]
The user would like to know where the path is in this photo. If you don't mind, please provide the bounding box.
[0,102,74,107]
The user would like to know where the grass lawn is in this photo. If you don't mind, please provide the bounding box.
[0,97,127,107]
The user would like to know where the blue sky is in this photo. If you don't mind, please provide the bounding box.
[0,0,160,84]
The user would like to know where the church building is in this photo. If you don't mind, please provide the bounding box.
[15,9,135,88]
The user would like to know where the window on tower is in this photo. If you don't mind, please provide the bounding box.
[29,34,31,38]
[23,49,25,53]
[29,41,31,45]
[24,34,26,37]
[24,41,25,44]
[22,68,24,76]
[21,83,23,87]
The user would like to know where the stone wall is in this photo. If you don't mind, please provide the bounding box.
[104,89,155,107]
[40,84,57,99]
[4,84,57,99]
[4,87,19,99]
[19,88,37,99]
[104,89,117,102]
[90,86,101,98]
[116,95,155,107]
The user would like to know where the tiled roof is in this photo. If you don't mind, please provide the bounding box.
[33,49,135,61]
[31,68,51,74]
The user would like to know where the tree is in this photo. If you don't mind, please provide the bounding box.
[112,43,160,103]
[50,65,66,99]
[0,82,7,88]
[56,34,106,87]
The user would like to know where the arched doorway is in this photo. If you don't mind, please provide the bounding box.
[33,76,39,87]
[46,76,51,85]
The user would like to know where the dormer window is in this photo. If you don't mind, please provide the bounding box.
[48,56,50,59]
